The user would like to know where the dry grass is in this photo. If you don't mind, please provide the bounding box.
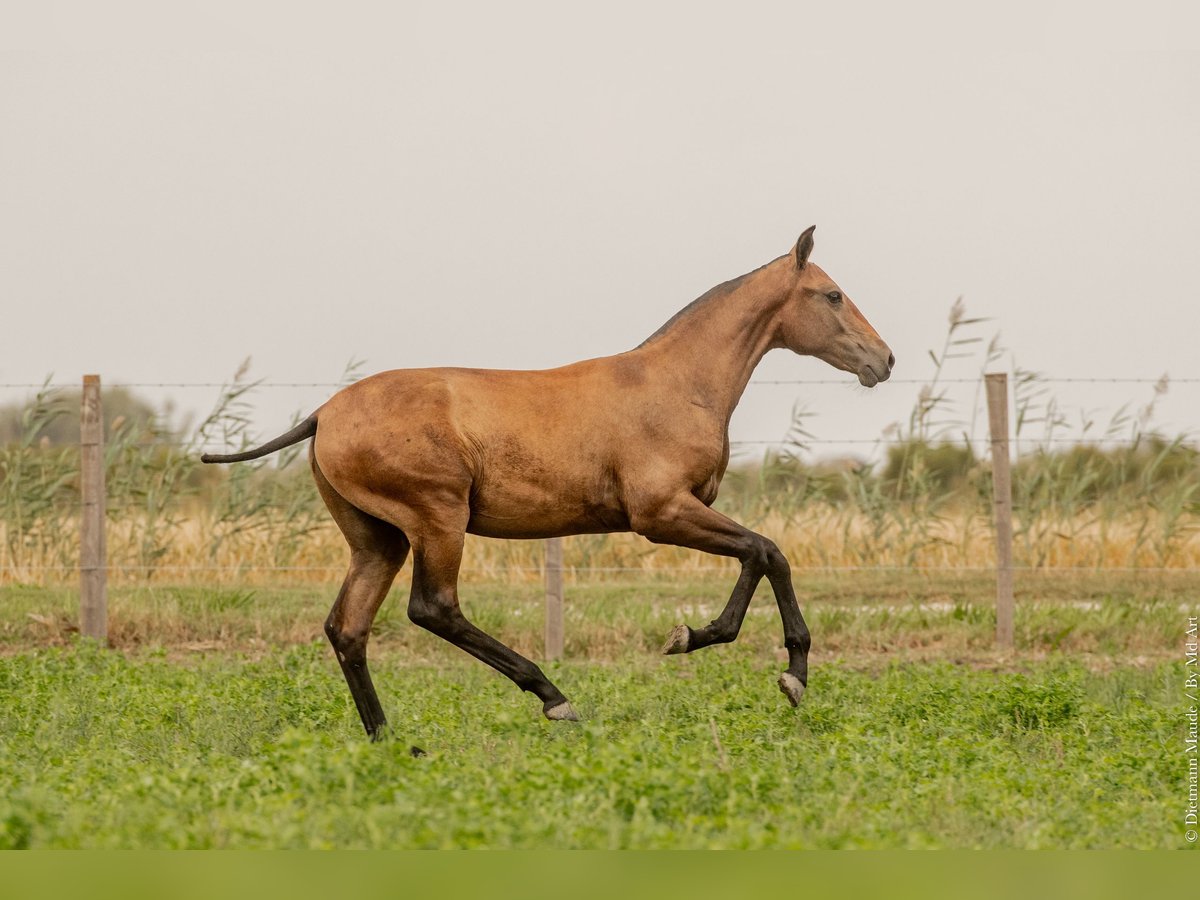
[3,505,1197,588]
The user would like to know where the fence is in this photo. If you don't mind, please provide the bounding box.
[1,370,1197,658]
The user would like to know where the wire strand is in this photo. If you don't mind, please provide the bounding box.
[1,377,1196,389]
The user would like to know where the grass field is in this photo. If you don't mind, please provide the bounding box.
[0,572,1193,849]
[0,645,1179,849]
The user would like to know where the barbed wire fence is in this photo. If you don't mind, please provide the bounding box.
[1,372,1198,653]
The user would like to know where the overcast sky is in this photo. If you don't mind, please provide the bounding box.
[3,1,1198,459]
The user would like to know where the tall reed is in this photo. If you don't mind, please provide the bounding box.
[0,320,1196,586]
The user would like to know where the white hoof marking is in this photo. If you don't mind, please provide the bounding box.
[662,625,690,655]
[778,673,806,707]
[544,701,580,722]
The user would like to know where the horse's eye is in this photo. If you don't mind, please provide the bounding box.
[828,291,842,304]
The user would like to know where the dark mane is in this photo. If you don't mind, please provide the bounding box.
[635,257,783,349]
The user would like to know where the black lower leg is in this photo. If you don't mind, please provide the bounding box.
[458,626,569,707]
[767,569,811,686]
[686,563,764,650]
[336,652,388,739]
[409,595,570,709]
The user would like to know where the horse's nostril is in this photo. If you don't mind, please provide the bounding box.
[887,352,896,369]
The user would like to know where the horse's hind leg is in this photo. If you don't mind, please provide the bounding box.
[407,524,578,722]
[312,458,409,740]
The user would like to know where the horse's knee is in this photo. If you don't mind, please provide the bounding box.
[407,593,460,636]
[743,535,788,576]
[763,539,790,578]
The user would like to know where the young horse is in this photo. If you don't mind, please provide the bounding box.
[202,227,894,739]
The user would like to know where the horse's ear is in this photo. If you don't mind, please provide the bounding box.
[795,225,816,269]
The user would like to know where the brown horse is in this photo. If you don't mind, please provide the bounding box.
[202,227,893,739]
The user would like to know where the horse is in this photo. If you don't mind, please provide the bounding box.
[201,226,894,740]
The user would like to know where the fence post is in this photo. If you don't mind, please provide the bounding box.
[985,372,1014,651]
[544,537,564,660]
[80,374,108,642]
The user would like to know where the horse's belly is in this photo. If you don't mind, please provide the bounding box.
[465,475,629,539]
[466,505,630,539]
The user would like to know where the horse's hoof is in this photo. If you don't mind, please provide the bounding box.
[662,624,690,655]
[544,700,580,722]
[778,672,806,707]
[409,745,427,758]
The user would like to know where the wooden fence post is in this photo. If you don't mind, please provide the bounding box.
[985,373,1014,651]
[80,374,107,641]
[544,537,564,660]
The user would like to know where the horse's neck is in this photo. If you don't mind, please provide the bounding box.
[638,263,787,424]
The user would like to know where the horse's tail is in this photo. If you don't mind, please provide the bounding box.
[200,414,318,464]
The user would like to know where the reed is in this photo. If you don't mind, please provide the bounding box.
[1,313,1196,587]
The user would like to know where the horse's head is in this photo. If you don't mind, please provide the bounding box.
[776,226,894,387]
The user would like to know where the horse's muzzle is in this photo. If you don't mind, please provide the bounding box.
[858,351,895,388]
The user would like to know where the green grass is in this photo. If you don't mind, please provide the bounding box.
[0,641,1183,849]
[1,574,1190,848]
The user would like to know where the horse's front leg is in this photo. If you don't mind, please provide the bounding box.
[632,494,811,706]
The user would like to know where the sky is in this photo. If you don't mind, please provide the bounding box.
[2,1,1198,461]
